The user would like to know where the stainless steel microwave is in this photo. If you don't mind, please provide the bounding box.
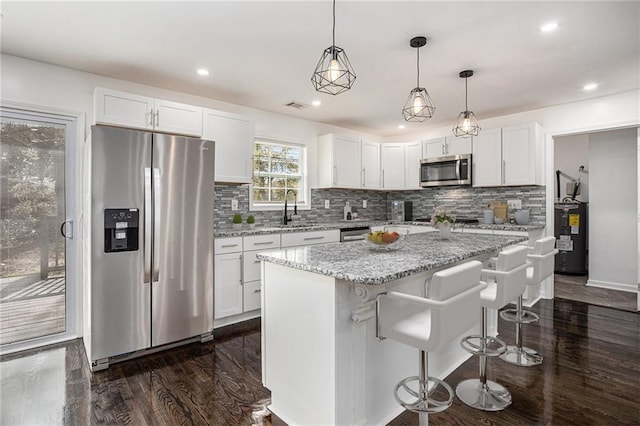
[420,154,472,187]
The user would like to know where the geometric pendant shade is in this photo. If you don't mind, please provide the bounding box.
[452,70,480,137]
[402,36,435,122]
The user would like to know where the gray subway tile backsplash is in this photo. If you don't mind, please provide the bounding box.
[214,184,546,229]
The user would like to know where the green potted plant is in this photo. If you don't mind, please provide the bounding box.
[246,214,256,229]
[232,213,243,230]
[431,207,455,239]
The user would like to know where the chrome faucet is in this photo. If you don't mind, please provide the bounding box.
[283,189,297,225]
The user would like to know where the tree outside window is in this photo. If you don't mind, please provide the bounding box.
[253,140,305,205]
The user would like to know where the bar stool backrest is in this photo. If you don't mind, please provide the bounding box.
[527,237,558,285]
[483,245,528,308]
[428,260,484,346]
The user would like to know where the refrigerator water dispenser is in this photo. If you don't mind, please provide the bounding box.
[104,208,139,253]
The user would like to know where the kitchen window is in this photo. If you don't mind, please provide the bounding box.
[250,139,307,210]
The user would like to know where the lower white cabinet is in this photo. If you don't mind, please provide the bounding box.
[214,237,243,320]
[242,249,265,312]
[281,230,340,248]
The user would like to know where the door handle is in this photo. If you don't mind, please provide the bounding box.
[155,110,160,127]
[144,168,152,284]
[60,220,73,239]
[152,168,161,282]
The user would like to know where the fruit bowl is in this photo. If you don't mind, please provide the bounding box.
[366,231,403,251]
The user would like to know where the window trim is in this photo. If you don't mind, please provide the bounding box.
[249,137,309,212]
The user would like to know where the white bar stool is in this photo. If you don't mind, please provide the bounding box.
[376,261,487,426]
[500,236,558,366]
[456,245,528,411]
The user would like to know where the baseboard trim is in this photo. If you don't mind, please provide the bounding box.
[586,279,637,293]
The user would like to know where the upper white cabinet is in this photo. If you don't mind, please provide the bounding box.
[472,128,503,187]
[472,123,543,187]
[361,140,381,189]
[381,143,406,189]
[404,142,421,189]
[318,134,362,188]
[422,136,472,159]
[94,87,203,136]
[502,123,543,186]
[203,109,254,184]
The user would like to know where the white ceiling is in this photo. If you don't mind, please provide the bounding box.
[1,1,638,137]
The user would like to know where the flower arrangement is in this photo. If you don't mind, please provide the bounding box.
[431,207,455,228]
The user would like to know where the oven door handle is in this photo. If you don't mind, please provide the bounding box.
[455,159,461,181]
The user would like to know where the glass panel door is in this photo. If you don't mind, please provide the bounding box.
[0,115,67,345]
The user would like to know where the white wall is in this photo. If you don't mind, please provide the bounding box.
[0,54,385,191]
[588,128,637,292]
[554,134,589,202]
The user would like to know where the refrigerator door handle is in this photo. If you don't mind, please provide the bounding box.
[152,167,161,283]
[144,167,152,284]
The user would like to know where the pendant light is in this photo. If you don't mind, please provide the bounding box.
[311,0,356,95]
[402,36,435,122]
[452,70,481,137]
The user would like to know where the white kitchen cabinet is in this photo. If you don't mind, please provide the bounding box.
[94,87,203,136]
[502,123,543,186]
[381,143,406,189]
[422,137,446,158]
[214,237,244,320]
[318,134,362,188]
[242,250,265,312]
[203,109,254,183]
[404,142,421,189]
[472,123,543,187]
[281,230,340,248]
[361,140,381,189]
[422,136,471,159]
[472,128,503,187]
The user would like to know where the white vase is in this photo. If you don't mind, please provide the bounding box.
[438,222,452,239]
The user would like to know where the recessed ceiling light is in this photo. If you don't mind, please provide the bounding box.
[582,83,598,91]
[311,100,322,107]
[540,22,559,33]
[398,124,406,129]
[197,68,210,76]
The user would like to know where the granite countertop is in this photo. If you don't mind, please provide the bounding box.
[214,220,389,238]
[214,220,544,238]
[257,232,528,285]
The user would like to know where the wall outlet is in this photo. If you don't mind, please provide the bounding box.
[324,200,330,209]
[363,200,368,209]
[507,199,522,210]
[231,199,239,211]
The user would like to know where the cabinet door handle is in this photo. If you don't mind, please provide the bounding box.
[362,168,365,187]
[502,160,506,184]
[442,145,445,155]
[253,241,275,246]
[155,110,159,127]
[149,109,154,127]
[221,244,239,248]
[254,289,262,294]
[304,236,325,241]
[333,165,337,185]
[239,253,243,284]
[382,170,385,187]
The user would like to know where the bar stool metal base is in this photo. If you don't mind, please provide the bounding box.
[394,376,454,414]
[500,344,543,366]
[500,308,539,324]
[456,378,512,411]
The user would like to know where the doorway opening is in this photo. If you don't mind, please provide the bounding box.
[553,128,638,312]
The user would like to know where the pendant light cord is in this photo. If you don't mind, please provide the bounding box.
[416,47,420,87]
[465,77,468,110]
[332,0,336,47]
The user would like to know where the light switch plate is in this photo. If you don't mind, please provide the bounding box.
[507,199,522,210]
[231,199,239,210]
[363,200,368,209]
[324,200,330,209]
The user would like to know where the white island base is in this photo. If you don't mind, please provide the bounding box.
[261,262,498,425]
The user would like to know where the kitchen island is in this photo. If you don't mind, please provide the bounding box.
[258,232,527,425]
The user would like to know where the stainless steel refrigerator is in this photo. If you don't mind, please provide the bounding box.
[84,125,214,371]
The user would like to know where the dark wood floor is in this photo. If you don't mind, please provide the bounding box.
[554,273,638,312]
[1,299,638,425]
